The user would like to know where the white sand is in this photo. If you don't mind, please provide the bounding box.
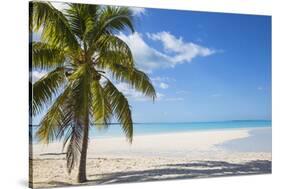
[30,128,272,188]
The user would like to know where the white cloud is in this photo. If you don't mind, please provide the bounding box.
[130,7,146,16]
[117,32,174,73]
[156,92,165,99]
[117,31,216,73]
[151,77,174,90]
[159,82,169,89]
[147,31,216,63]
[115,83,142,100]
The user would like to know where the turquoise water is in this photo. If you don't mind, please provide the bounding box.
[217,128,272,152]
[31,120,271,141]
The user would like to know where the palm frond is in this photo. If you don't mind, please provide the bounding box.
[36,86,71,143]
[68,64,92,118]
[32,1,79,50]
[129,68,156,100]
[66,4,92,42]
[32,42,66,70]
[99,6,134,34]
[65,123,83,174]
[106,64,156,100]
[32,67,66,115]
[91,80,112,127]
[103,79,133,142]
[89,6,134,45]
[96,35,134,68]
[83,5,100,45]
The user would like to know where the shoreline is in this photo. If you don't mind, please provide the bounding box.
[32,128,250,157]
[32,127,271,158]
[31,126,271,144]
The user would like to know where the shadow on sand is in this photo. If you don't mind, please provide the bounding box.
[88,160,271,185]
[35,160,271,188]
[40,153,66,156]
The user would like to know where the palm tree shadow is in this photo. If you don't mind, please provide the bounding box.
[87,160,271,185]
[34,160,271,188]
[40,153,66,156]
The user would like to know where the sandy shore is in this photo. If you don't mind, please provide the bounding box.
[30,128,272,188]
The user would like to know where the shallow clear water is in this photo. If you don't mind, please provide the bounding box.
[217,127,272,152]
[31,120,271,142]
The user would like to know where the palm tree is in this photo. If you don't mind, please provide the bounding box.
[30,2,156,183]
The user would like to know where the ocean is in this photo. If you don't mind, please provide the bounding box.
[31,120,271,142]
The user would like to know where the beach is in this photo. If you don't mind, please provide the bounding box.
[30,127,271,188]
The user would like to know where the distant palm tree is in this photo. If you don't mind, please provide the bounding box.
[31,2,156,183]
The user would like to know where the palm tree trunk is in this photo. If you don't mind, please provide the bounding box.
[77,116,89,183]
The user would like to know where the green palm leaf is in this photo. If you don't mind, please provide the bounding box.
[36,86,71,143]
[66,4,91,41]
[91,80,112,127]
[68,63,92,118]
[65,122,83,173]
[32,1,79,50]
[103,79,133,142]
[96,35,134,68]
[108,64,156,100]
[32,42,66,70]
[99,6,134,34]
[89,6,134,45]
[32,67,66,115]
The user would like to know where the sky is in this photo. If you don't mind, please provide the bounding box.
[32,4,272,123]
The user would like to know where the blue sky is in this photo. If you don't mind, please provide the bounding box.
[33,5,272,123]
